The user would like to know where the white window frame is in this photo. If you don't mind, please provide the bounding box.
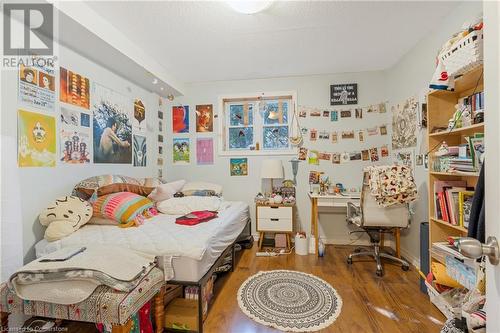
[217,91,297,156]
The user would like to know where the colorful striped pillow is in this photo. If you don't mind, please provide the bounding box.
[93,192,158,227]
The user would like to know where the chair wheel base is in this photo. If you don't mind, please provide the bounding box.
[376,269,383,277]
[402,264,410,271]
[347,258,352,265]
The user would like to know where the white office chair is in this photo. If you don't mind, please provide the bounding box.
[346,171,411,276]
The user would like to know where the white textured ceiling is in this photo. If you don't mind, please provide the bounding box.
[86,1,460,83]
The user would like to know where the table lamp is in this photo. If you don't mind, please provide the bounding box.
[260,159,284,194]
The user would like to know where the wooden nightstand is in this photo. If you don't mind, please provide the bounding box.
[256,203,294,250]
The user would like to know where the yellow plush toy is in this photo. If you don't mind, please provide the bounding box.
[39,196,93,241]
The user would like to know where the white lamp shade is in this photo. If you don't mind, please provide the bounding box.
[260,159,284,179]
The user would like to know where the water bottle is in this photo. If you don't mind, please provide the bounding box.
[318,239,325,257]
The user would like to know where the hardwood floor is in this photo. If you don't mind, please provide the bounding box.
[204,245,445,333]
[44,244,445,333]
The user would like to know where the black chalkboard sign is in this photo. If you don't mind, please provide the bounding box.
[330,83,358,105]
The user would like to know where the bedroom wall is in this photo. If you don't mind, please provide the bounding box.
[1,40,160,276]
[164,71,391,245]
[385,1,483,265]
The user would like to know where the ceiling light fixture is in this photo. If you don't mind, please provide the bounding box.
[152,78,158,85]
[226,1,273,14]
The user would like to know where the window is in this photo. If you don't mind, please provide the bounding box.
[218,92,296,156]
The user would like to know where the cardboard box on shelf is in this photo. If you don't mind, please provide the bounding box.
[164,298,198,331]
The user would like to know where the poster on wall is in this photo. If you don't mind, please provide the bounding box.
[133,135,147,167]
[18,61,55,112]
[392,97,418,149]
[196,104,213,132]
[172,105,189,133]
[230,158,248,176]
[17,109,56,167]
[173,138,190,164]
[60,67,90,109]
[92,83,132,164]
[330,83,358,105]
[133,99,146,133]
[60,126,91,164]
[196,138,214,165]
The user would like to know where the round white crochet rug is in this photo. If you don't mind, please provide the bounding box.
[237,270,342,332]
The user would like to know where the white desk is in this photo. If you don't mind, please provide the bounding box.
[307,192,361,256]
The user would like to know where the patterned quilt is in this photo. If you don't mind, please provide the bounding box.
[366,165,418,207]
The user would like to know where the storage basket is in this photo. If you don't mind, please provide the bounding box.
[425,280,461,319]
[439,29,483,78]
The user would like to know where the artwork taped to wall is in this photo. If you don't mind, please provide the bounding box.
[330,110,338,122]
[358,130,364,143]
[380,125,387,135]
[416,154,424,166]
[61,107,80,127]
[196,138,214,165]
[173,105,190,133]
[319,131,330,140]
[310,110,321,117]
[310,129,317,141]
[340,110,351,118]
[157,157,164,166]
[158,146,163,155]
[158,111,163,120]
[340,152,350,164]
[349,152,362,161]
[196,104,213,132]
[332,153,340,164]
[309,171,321,184]
[367,126,378,136]
[381,145,389,158]
[355,108,363,119]
[318,152,331,161]
[19,61,55,112]
[230,158,248,176]
[80,113,90,127]
[361,150,369,161]
[369,147,379,162]
[298,147,308,161]
[60,67,90,109]
[173,138,190,164]
[341,130,354,139]
[322,110,330,117]
[392,97,418,149]
[159,121,163,132]
[18,109,56,167]
[92,83,132,164]
[133,99,146,133]
[301,127,308,135]
[133,135,147,167]
[308,150,319,165]
[331,132,338,143]
[60,126,91,164]
[158,134,164,143]
[298,106,307,118]
[330,83,358,105]
[395,150,414,169]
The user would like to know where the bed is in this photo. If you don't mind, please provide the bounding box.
[35,201,250,283]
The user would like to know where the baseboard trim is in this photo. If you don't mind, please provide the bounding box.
[400,247,420,269]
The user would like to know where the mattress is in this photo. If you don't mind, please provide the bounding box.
[35,201,250,282]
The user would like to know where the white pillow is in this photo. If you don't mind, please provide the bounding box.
[182,181,222,195]
[157,196,223,215]
[148,179,186,202]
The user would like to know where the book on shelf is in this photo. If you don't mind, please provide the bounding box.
[434,180,470,225]
[459,191,475,229]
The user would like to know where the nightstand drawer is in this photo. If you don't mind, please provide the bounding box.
[258,218,292,232]
[257,206,292,219]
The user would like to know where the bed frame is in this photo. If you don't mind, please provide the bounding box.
[165,218,251,333]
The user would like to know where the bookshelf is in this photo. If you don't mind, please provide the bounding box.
[427,65,484,271]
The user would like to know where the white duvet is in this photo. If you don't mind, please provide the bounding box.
[36,201,248,263]
[156,196,229,215]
